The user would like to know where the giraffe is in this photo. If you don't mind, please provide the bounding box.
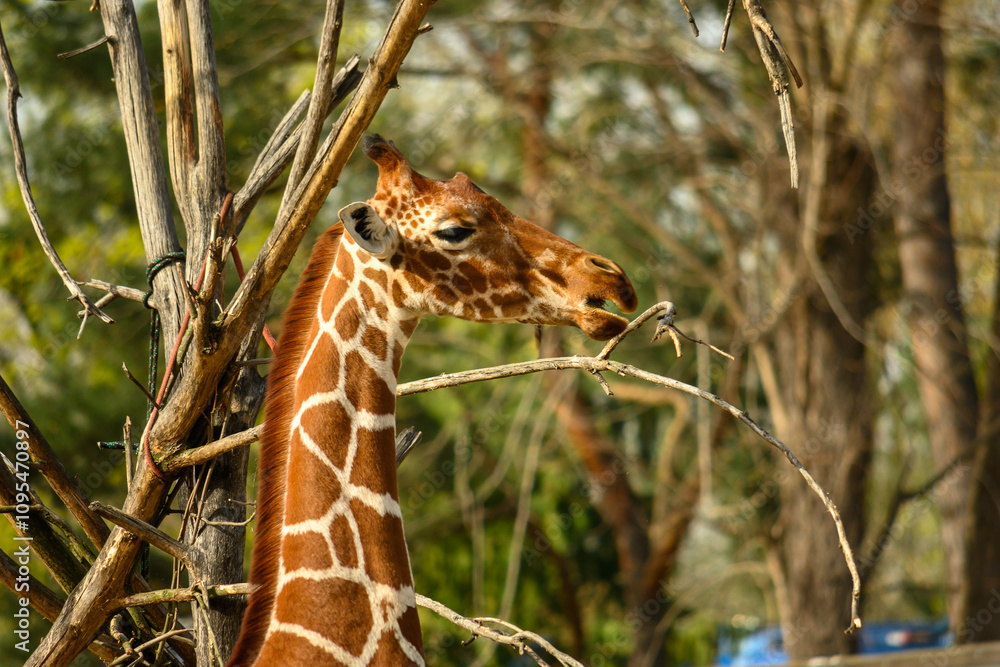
[226,135,637,666]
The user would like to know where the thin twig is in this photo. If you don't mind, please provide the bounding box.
[77,278,147,305]
[106,628,193,667]
[720,0,737,50]
[234,55,363,233]
[741,0,802,188]
[652,311,735,361]
[416,594,584,667]
[161,425,263,474]
[192,583,224,667]
[284,0,347,193]
[231,244,277,351]
[123,417,133,492]
[57,35,110,59]
[200,511,256,527]
[676,0,699,37]
[597,300,676,360]
[122,363,160,409]
[0,24,112,330]
[163,424,423,473]
[233,357,273,367]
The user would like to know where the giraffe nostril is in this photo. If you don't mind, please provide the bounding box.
[585,256,622,275]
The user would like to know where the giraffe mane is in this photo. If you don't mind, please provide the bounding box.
[227,223,344,666]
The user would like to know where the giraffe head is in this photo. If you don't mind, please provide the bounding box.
[337,135,637,340]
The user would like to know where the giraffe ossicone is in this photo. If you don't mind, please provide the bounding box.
[227,135,637,666]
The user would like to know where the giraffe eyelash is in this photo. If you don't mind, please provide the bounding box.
[432,227,475,243]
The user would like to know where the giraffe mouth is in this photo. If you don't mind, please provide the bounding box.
[578,295,631,340]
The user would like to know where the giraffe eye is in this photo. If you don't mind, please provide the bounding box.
[433,227,475,244]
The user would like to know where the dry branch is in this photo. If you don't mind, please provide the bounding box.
[417,594,585,667]
[90,502,194,570]
[106,628,193,667]
[76,278,147,311]
[222,0,436,345]
[395,302,862,631]
[118,582,254,609]
[285,0,347,193]
[163,425,263,474]
[233,55,363,232]
[740,0,802,187]
[0,551,121,661]
[0,22,111,333]
[161,424,422,473]
[0,374,111,549]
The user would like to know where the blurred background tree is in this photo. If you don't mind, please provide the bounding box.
[0,0,997,665]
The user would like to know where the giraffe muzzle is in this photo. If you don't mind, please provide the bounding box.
[574,255,638,340]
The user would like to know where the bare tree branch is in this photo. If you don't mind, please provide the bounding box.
[395,305,863,631]
[76,278,147,308]
[233,55,363,233]
[0,551,121,662]
[161,424,423,473]
[0,374,111,549]
[106,628,193,667]
[676,0,699,37]
[741,0,802,187]
[118,582,254,609]
[417,594,585,667]
[115,578,587,666]
[90,502,195,571]
[0,22,111,333]
[284,0,347,193]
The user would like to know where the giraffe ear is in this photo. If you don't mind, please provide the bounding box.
[338,202,399,260]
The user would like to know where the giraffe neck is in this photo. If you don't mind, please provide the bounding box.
[252,237,424,665]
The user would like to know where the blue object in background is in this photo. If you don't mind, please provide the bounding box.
[715,619,950,665]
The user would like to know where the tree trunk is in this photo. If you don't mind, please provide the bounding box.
[888,0,982,637]
[887,0,1000,642]
[767,107,877,659]
[965,248,1000,642]
[178,333,266,663]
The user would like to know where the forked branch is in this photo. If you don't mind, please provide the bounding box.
[398,302,862,631]
[418,594,585,667]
